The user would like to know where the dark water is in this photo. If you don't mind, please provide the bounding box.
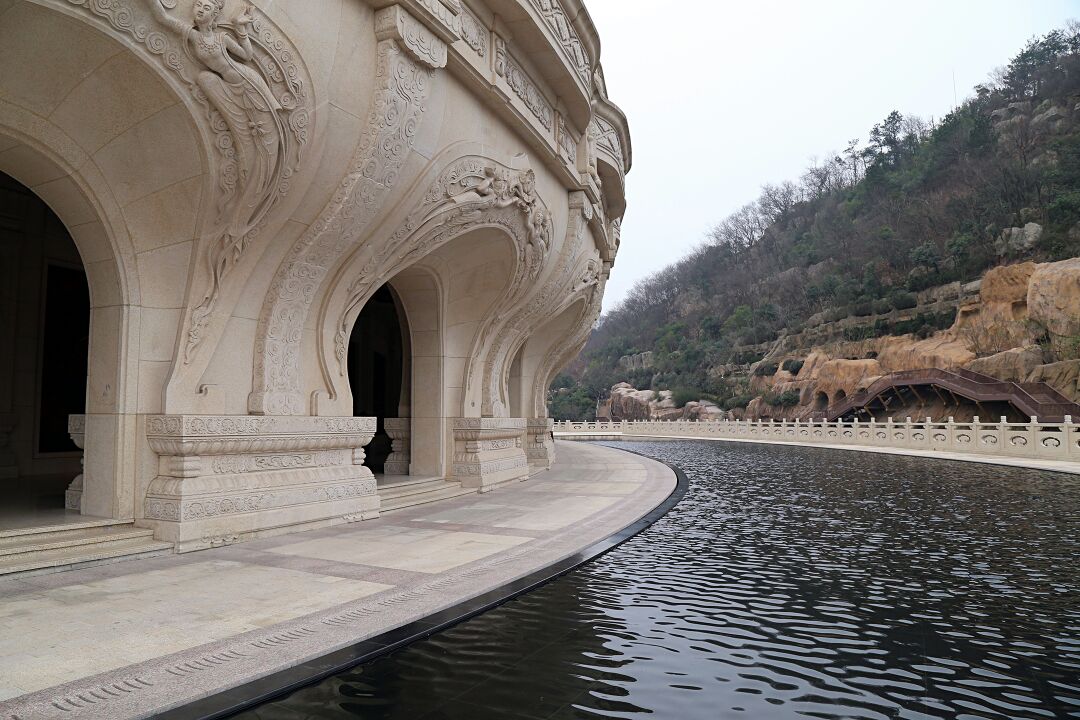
[240,441,1080,720]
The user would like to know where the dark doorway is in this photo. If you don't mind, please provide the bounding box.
[38,264,89,453]
[348,285,406,474]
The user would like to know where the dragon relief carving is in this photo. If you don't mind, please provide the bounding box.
[330,157,555,388]
[250,11,445,416]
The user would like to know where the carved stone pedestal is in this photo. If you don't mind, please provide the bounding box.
[451,418,529,492]
[144,416,379,553]
[527,417,556,470]
[65,415,85,511]
[0,413,16,479]
[383,418,411,475]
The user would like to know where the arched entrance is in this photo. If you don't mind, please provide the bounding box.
[0,170,89,529]
[814,391,829,413]
[348,284,410,476]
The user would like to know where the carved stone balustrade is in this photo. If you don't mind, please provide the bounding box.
[143,416,378,553]
[451,418,529,491]
[527,417,556,470]
[383,418,411,476]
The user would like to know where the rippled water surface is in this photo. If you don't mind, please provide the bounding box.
[241,441,1080,719]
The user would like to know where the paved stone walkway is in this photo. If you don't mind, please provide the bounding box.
[0,442,675,720]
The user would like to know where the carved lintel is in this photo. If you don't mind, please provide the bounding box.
[375,5,449,69]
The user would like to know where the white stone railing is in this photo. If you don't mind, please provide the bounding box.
[554,417,1080,464]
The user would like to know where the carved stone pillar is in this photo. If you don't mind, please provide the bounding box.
[451,418,529,492]
[143,416,379,553]
[0,413,15,479]
[383,418,411,476]
[527,417,556,470]
[65,414,85,510]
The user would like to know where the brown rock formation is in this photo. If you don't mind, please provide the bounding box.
[1028,258,1080,338]
[967,345,1045,382]
[1026,360,1080,403]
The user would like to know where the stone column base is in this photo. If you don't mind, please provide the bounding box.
[144,416,379,553]
[383,418,411,475]
[65,415,85,511]
[526,417,556,470]
[452,418,529,492]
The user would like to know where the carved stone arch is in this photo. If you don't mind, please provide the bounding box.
[312,148,556,416]
[476,192,597,418]
[0,114,141,520]
[23,0,320,411]
[532,271,609,415]
[248,9,455,416]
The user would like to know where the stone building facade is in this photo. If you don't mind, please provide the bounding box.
[0,0,629,556]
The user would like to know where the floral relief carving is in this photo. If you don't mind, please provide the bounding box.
[557,116,578,167]
[250,9,444,416]
[459,5,487,57]
[495,41,553,131]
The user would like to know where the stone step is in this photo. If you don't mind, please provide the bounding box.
[0,516,131,541]
[0,524,158,558]
[379,481,475,513]
[0,535,174,578]
[0,522,174,577]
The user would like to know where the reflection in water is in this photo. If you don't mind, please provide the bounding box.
[241,441,1080,719]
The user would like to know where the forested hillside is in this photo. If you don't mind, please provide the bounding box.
[552,25,1080,420]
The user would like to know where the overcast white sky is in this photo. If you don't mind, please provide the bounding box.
[586,0,1080,311]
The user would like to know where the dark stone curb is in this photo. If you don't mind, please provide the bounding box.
[160,443,688,720]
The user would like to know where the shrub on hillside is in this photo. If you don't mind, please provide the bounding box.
[753,362,780,377]
[889,291,918,310]
[722,394,755,410]
[671,387,698,408]
[781,359,805,375]
[764,389,802,407]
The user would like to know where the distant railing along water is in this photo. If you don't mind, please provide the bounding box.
[553,416,1080,464]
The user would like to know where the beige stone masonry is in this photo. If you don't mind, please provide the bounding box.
[143,416,380,553]
[452,417,529,491]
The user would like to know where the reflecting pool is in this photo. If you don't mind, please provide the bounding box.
[240,441,1080,719]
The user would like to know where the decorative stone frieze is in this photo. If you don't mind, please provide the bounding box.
[458,5,488,57]
[383,418,411,476]
[144,416,379,552]
[593,116,625,172]
[451,418,529,491]
[528,0,591,89]
[527,417,556,469]
[495,37,554,131]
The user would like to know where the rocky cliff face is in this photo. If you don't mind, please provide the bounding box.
[738,260,1080,420]
[602,383,724,421]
